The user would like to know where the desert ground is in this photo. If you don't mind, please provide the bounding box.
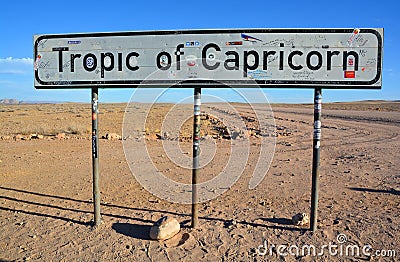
[0,100,399,261]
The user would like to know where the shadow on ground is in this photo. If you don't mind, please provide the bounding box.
[112,223,152,240]
[0,185,310,233]
[263,217,293,226]
[349,187,400,196]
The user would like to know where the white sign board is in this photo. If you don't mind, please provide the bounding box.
[34,29,383,89]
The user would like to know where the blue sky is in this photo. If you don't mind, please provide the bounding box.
[0,0,398,103]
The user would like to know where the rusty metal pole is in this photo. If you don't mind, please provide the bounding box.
[191,87,201,228]
[91,87,101,227]
[310,88,322,232]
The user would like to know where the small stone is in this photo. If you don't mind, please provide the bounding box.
[149,216,180,241]
[15,134,26,140]
[231,131,240,140]
[225,219,237,229]
[162,131,170,140]
[292,213,309,226]
[333,218,341,225]
[30,134,43,139]
[148,197,160,203]
[106,133,121,140]
[56,133,66,139]
[146,133,158,141]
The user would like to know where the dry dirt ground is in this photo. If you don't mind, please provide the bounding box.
[0,101,399,261]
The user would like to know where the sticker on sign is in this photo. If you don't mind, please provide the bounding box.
[33,28,383,89]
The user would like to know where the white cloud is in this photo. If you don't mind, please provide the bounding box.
[0,57,33,64]
[0,57,33,74]
[0,70,27,74]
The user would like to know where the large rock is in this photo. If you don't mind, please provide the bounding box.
[149,216,180,241]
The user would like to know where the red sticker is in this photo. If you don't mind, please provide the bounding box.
[344,71,355,78]
[226,41,243,46]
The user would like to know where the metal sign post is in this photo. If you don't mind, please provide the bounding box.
[91,88,101,226]
[191,87,201,228]
[310,88,322,232]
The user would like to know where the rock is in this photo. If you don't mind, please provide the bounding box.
[222,134,232,140]
[333,218,341,225]
[106,133,121,140]
[1,135,11,140]
[146,133,158,141]
[149,216,180,241]
[162,131,170,140]
[30,134,44,139]
[224,219,237,229]
[15,134,27,140]
[56,133,66,139]
[292,213,309,226]
[231,131,241,140]
[148,197,160,203]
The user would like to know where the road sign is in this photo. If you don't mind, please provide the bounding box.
[34,28,383,89]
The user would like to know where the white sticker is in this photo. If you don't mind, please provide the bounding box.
[103,56,112,67]
[194,98,201,106]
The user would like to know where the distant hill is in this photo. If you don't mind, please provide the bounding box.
[0,98,20,104]
[0,99,63,104]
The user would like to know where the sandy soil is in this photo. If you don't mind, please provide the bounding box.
[0,101,398,261]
